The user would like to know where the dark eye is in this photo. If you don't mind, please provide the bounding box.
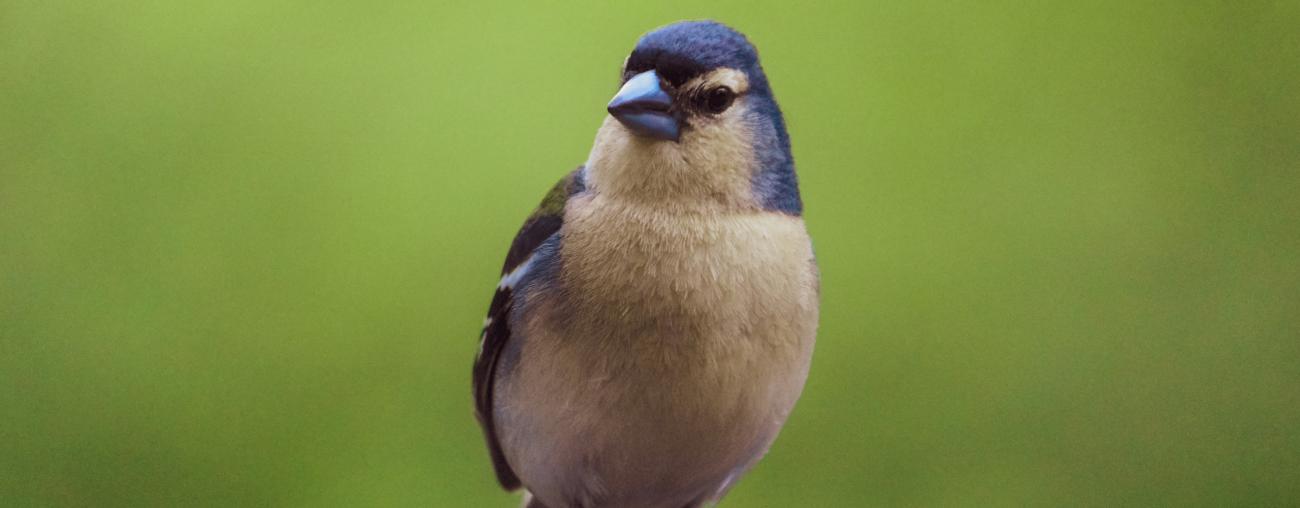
[703,86,735,114]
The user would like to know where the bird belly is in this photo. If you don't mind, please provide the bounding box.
[495,201,819,507]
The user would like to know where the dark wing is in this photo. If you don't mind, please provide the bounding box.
[473,167,586,490]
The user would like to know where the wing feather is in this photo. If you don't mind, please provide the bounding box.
[472,167,585,490]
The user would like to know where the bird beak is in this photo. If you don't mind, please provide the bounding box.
[607,70,680,142]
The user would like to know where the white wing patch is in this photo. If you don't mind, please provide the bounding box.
[478,254,536,361]
[497,253,537,290]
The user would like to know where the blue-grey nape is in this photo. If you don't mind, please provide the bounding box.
[745,94,802,215]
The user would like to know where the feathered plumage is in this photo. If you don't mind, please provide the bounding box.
[472,21,818,508]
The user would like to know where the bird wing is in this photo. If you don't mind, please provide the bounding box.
[473,167,586,490]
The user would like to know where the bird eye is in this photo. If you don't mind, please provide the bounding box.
[703,86,735,114]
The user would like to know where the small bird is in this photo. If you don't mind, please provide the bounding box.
[473,20,819,508]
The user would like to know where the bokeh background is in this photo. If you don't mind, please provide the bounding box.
[4,1,1299,506]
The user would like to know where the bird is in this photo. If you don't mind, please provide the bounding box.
[472,20,819,508]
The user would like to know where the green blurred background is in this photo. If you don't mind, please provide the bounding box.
[3,1,1298,506]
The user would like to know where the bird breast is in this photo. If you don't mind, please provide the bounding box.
[559,192,818,334]
[496,192,818,506]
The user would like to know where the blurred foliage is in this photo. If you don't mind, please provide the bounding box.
[3,1,1299,506]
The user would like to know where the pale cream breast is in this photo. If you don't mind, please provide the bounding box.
[496,195,819,507]
[561,193,818,340]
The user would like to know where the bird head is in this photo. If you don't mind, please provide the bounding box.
[588,21,802,214]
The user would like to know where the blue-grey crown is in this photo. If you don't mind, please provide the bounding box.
[625,21,763,89]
